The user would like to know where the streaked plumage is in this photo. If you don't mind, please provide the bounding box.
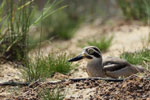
[68,46,145,78]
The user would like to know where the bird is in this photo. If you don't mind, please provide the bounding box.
[68,46,145,78]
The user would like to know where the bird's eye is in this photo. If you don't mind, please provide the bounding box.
[87,49,94,54]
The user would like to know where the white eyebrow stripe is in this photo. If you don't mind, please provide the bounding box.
[91,48,101,55]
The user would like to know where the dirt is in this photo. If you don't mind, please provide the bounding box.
[11,73,150,100]
[0,20,150,99]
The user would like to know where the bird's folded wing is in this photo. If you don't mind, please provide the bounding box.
[103,57,130,72]
[103,57,130,66]
[105,65,139,78]
[103,63,127,72]
[103,57,144,78]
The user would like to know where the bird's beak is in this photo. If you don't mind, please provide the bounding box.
[68,53,87,62]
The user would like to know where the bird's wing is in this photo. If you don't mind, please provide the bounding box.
[103,57,130,72]
[103,57,144,78]
[105,65,138,78]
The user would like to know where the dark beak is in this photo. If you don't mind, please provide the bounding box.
[68,54,84,62]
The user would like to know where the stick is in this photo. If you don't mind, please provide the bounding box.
[0,77,123,86]
[69,77,124,82]
[0,81,29,86]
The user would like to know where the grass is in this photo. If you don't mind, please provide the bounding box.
[117,0,150,22]
[120,49,150,69]
[41,9,81,40]
[25,1,81,51]
[40,88,64,100]
[0,0,33,62]
[0,0,7,34]
[87,35,113,52]
[0,0,66,62]
[24,53,74,82]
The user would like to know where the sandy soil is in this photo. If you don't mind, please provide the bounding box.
[12,73,150,100]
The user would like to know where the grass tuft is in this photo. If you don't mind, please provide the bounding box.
[24,53,74,82]
[120,49,150,69]
[0,0,65,61]
[117,0,150,22]
[40,88,64,100]
[87,35,113,52]
[0,0,33,62]
[42,10,81,40]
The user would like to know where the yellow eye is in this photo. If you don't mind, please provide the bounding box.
[87,49,94,54]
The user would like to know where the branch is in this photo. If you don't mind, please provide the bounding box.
[0,77,123,86]
[0,81,29,86]
[69,77,124,82]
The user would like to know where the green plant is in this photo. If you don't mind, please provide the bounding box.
[0,0,33,62]
[40,88,64,100]
[41,9,81,40]
[117,0,150,22]
[0,0,7,34]
[87,36,113,52]
[0,0,66,62]
[24,53,74,82]
[120,49,150,67]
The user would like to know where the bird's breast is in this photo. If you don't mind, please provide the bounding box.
[87,61,106,77]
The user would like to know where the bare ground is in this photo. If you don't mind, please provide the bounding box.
[0,20,150,100]
[12,73,150,100]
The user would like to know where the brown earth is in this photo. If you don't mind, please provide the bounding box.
[11,73,150,100]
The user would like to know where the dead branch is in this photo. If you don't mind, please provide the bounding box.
[0,81,29,86]
[0,77,123,86]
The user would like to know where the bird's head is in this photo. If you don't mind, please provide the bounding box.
[68,46,102,62]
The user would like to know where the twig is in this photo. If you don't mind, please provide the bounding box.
[0,81,29,86]
[0,77,124,86]
[69,77,124,82]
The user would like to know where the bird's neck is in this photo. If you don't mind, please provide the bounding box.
[87,58,103,68]
[87,58,105,77]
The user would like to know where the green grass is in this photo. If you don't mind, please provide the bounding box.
[87,36,113,52]
[0,0,7,34]
[40,88,64,100]
[0,0,66,61]
[0,0,33,62]
[120,49,150,68]
[41,9,81,40]
[24,53,74,82]
[117,0,150,22]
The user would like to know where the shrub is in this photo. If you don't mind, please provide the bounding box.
[0,0,65,62]
[41,9,81,40]
[117,0,150,22]
[0,0,33,62]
